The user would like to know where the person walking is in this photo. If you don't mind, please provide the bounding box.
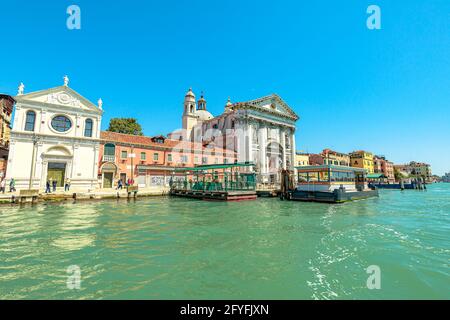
[45,180,51,193]
[117,179,123,190]
[52,179,57,192]
[65,178,71,192]
[0,178,6,194]
[9,178,16,193]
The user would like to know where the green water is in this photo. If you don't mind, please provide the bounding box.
[0,184,449,300]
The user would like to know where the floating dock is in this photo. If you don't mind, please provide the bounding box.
[169,162,258,202]
[170,189,257,201]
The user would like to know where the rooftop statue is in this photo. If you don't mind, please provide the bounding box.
[17,82,25,95]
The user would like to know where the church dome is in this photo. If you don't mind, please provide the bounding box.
[196,109,214,121]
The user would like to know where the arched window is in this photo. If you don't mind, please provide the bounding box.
[84,119,93,137]
[24,111,36,132]
[104,143,115,156]
[103,143,116,162]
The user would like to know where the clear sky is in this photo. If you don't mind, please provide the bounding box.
[0,0,449,175]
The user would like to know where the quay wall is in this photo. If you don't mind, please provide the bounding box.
[0,187,169,206]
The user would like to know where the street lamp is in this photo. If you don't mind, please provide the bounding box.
[28,134,40,190]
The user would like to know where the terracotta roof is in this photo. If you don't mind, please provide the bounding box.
[100,131,236,154]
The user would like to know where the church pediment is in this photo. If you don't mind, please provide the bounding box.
[240,94,299,121]
[15,86,102,114]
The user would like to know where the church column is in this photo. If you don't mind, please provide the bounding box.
[75,114,81,137]
[291,130,296,170]
[12,106,21,130]
[96,117,101,139]
[247,122,253,164]
[236,120,246,163]
[34,141,45,188]
[258,123,267,179]
[280,129,287,170]
[93,144,100,185]
[39,111,46,133]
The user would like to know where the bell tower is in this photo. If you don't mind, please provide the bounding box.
[182,88,198,140]
[197,92,207,111]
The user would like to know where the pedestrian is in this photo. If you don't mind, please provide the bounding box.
[9,178,16,193]
[52,179,57,192]
[117,179,123,190]
[45,180,51,193]
[65,178,71,192]
[0,178,6,194]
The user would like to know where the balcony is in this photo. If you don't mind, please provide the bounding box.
[102,155,116,163]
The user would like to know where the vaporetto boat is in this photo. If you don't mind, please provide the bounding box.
[289,165,379,203]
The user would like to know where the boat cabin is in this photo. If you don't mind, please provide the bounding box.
[296,165,369,192]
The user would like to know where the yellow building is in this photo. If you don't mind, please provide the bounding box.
[321,149,350,166]
[350,150,374,174]
[295,152,310,166]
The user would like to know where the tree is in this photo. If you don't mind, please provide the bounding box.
[107,118,143,136]
[394,168,407,182]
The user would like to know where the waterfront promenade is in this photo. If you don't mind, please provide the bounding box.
[0,186,169,205]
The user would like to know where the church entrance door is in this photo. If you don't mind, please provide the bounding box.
[103,173,113,188]
[47,162,66,187]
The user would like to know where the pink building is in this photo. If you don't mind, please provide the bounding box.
[98,131,237,188]
[374,156,395,182]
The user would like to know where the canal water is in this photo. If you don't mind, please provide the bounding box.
[0,184,449,299]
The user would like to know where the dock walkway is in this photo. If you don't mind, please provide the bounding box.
[0,187,169,205]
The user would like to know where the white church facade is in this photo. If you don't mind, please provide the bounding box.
[170,89,299,183]
[6,77,103,191]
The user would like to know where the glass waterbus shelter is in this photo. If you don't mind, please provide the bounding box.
[170,162,257,192]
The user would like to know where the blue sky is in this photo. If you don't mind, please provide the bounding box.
[0,0,449,174]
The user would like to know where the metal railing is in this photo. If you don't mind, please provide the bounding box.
[171,180,256,192]
[102,155,115,162]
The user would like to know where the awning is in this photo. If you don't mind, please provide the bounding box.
[173,162,255,172]
[367,173,387,179]
[136,165,175,171]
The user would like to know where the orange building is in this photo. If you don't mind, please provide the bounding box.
[0,94,14,179]
[98,131,237,188]
[373,155,395,182]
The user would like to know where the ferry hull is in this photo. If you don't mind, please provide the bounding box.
[290,188,379,203]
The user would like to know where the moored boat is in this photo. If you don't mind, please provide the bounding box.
[289,165,379,203]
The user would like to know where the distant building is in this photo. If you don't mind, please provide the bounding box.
[350,150,374,174]
[308,153,324,166]
[321,149,350,166]
[295,152,310,166]
[395,161,432,182]
[373,155,395,182]
[442,173,450,183]
[0,94,15,179]
[98,131,236,188]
